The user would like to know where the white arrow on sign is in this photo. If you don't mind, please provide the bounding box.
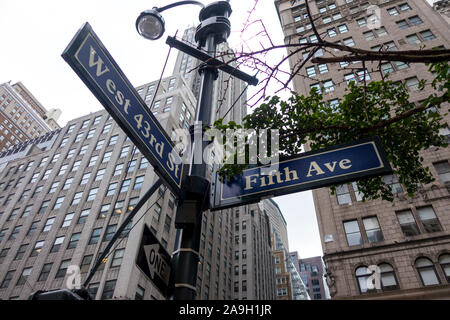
[144,244,171,285]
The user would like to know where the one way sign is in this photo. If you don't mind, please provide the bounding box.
[136,225,172,297]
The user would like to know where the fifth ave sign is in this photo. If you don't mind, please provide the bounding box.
[212,137,392,210]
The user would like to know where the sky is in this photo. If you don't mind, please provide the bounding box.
[0,0,323,258]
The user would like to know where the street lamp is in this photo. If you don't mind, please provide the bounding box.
[136,1,205,40]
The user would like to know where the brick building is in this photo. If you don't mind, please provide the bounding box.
[276,0,450,299]
[0,81,61,152]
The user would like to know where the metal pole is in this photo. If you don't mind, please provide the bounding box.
[171,33,217,300]
[83,178,163,288]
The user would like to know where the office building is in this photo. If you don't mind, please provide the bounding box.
[0,42,277,299]
[276,0,450,299]
[295,255,329,300]
[0,81,61,152]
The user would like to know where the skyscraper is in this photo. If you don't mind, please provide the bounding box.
[0,81,61,152]
[276,0,450,299]
[0,29,280,299]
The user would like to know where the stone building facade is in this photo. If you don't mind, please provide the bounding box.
[0,81,61,152]
[0,71,276,300]
[276,0,450,299]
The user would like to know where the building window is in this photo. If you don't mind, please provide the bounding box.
[363,31,375,41]
[439,254,450,283]
[43,217,55,232]
[387,7,399,15]
[88,155,98,167]
[383,174,403,193]
[67,233,81,249]
[27,221,39,237]
[107,182,118,196]
[79,144,89,155]
[88,283,99,298]
[81,120,90,129]
[113,163,123,176]
[51,236,65,252]
[396,209,420,236]
[87,129,96,139]
[62,213,74,228]
[16,267,32,286]
[14,244,28,261]
[133,175,145,190]
[343,37,355,47]
[93,115,102,125]
[63,177,73,190]
[379,263,399,291]
[98,204,110,219]
[30,240,44,257]
[399,3,412,12]
[103,225,117,242]
[38,263,53,282]
[323,80,334,92]
[80,255,93,273]
[120,179,131,193]
[415,257,440,286]
[406,34,421,45]
[336,184,352,204]
[396,19,409,29]
[139,157,149,169]
[408,15,423,26]
[357,17,367,27]
[381,62,395,74]
[21,205,33,218]
[53,196,65,210]
[109,135,118,146]
[362,216,383,243]
[55,260,70,278]
[306,66,316,77]
[344,220,363,246]
[87,188,98,201]
[74,133,84,143]
[111,248,125,267]
[327,28,337,37]
[102,123,112,134]
[355,266,372,293]
[433,161,450,184]
[417,206,442,233]
[318,64,328,74]
[78,209,90,224]
[81,172,91,185]
[135,285,145,300]
[120,146,130,158]
[102,151,112,163]
[89,228,102,244]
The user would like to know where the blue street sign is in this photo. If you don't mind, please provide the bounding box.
[62,22,184,196]
[212,137,392,210]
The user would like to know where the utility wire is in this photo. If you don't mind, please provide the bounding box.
[98,188,166,264]
[220,70,259,120]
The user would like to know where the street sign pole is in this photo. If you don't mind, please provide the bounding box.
[170,1,232,300]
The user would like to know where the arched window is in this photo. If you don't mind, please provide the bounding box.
[415,257,440,286]
[378,263,399,291]
[438,254,450,283]
[355,266,371,293]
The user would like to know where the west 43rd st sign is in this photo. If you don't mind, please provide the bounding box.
[62,22,184,196]
[212,137,392,210]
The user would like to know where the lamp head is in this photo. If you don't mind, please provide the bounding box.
[136,8,165,40]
